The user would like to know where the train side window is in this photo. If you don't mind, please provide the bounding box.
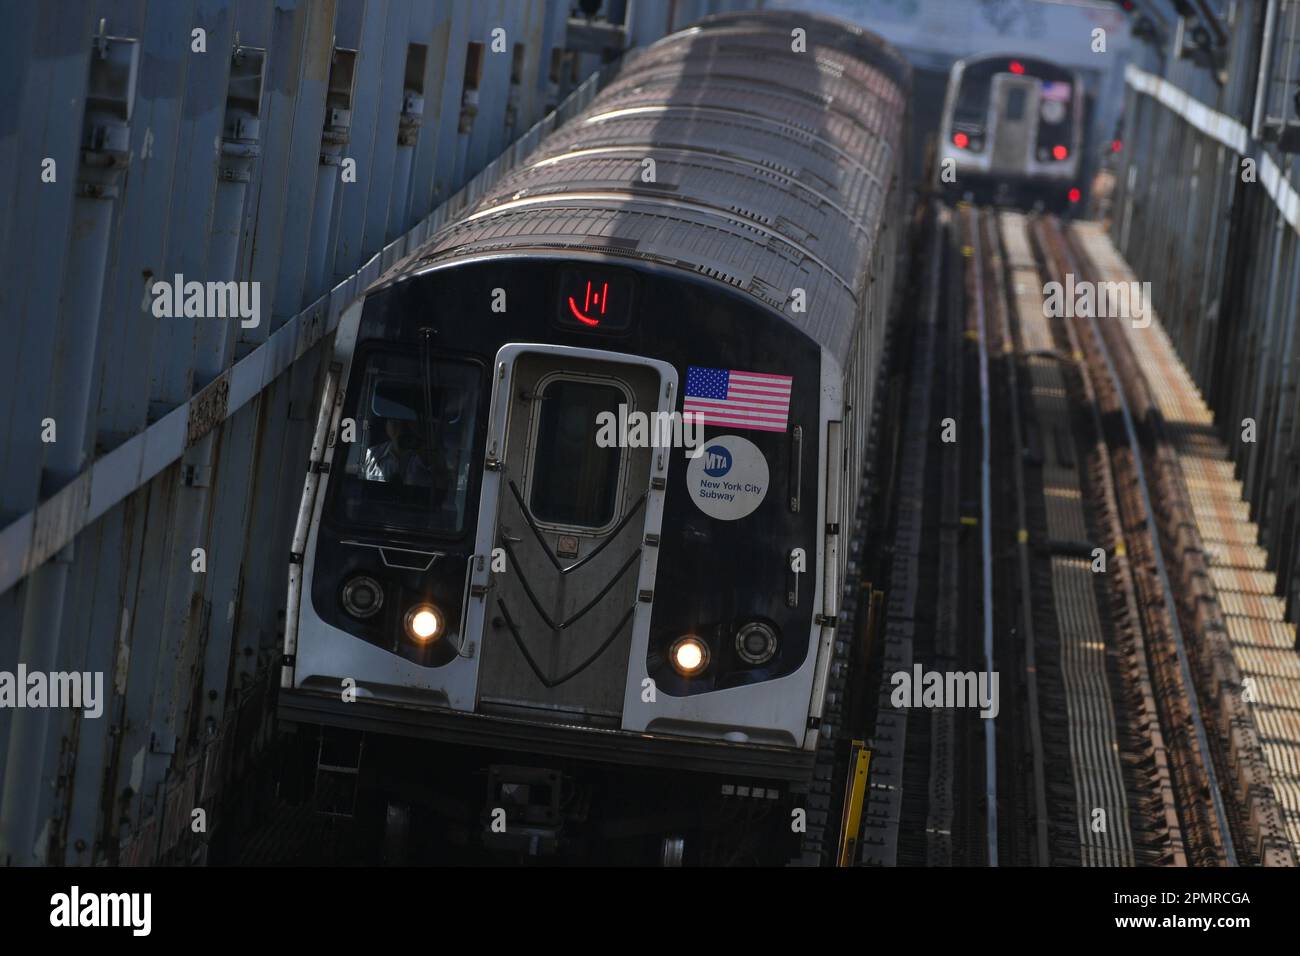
[525,376,628,532]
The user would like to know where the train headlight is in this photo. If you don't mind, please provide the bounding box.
[341,575,384,619]
[404,604,443,643]
[735,621,778,665]
[669,636,710,676]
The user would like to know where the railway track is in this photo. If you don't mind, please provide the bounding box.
[1000,207,1188,865]
[1034,215,1236,866]
[1069,223,1297,865]
[868,200,1298,867]
[235,201,1299,869]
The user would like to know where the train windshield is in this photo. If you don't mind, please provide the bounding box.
[953,59,1004,130]
[331,351,480,536]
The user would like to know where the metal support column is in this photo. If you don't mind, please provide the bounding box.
[0,23,137,866]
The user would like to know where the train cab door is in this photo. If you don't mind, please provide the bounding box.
[990,73,1040,176]
[468,344,676,722]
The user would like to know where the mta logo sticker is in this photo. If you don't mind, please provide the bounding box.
[702,445,733,477]
[685,434,768,521]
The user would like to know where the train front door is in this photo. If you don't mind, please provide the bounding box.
[472,345,676,721]
[990,73,1041,177]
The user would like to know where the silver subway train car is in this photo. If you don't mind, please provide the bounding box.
[937,52,1085,211]
[279,11,910,864]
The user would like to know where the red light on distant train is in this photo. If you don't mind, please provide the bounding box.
[1068,187,1081,204]
[1111,139,1123,153]
[567,279,610,327]
[1009,61,1025,75]
[1053,144,1069,161]
[953,132,970,149]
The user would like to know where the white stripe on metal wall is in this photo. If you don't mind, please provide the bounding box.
[1125,63,1300,235]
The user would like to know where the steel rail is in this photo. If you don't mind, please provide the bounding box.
[1005,210,1140,865]
[969,207,999,866]
[1029,215,1187,866]
[980,208,1050,865]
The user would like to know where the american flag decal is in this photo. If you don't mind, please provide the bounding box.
[683,366,792,433]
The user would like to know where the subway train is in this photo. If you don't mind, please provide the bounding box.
[937,52,1086,211]
[278,10,911,864]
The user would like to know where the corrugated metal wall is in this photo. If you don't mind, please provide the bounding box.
[1110,1,1300,622]
[0,0,749,866]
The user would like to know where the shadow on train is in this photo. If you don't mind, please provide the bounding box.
[210,10,916,867]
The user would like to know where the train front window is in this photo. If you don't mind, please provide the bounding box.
[1004,86,1027,122]
[953,60,1000,129]
[332,352,480,536]
[526,377,626,531]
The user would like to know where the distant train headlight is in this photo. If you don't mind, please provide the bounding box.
[404,604,443,643]
[735,621,778,665]
[669,636,710,676]
[341,575,384,619]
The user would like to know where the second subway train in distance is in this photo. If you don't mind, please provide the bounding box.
[938,52,1087,211]
[278,10,911,864]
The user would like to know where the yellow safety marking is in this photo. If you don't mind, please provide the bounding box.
[1017,529,1028,543]
[1115,541,1127,557]
[837,742,871,867]
[960,515,978,526]
[962,245,974,257]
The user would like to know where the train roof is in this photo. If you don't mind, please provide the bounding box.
[402,10,911,356]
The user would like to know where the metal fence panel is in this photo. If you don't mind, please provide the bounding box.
[0,0,733,866]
